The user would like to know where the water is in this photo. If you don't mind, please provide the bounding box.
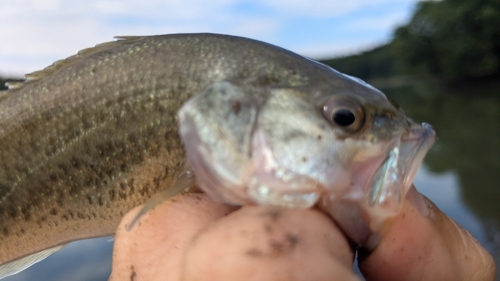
[382,78,500,279]
[4,238,113,281]
[4,79,500,280]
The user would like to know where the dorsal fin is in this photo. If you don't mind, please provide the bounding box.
[3,36,147,93]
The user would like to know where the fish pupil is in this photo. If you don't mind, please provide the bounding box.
[333,110,355,126]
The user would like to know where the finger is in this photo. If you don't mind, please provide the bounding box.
[182,206,360,281]
[359,186,496,281]
[109,193,237,281]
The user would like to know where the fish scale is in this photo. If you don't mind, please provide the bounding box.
[0,33,332,277]
[0,33,435,278]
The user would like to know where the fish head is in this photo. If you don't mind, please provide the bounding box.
[178,69,435,246]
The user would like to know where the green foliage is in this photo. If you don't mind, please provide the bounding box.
[0,76,24,91]
[391,0,500,80]
[0,77,9,91]
[321,45,395,80]
[323,0,500,82]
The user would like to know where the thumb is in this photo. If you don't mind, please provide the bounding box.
[358,186,496,281]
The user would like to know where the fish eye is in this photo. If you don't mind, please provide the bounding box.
[322,98,365,132]
[333,109,355,126]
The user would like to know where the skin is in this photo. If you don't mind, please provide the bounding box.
[109,186,496,281]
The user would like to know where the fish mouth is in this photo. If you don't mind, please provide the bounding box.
[366,122,436,216]
[320,122,436,245]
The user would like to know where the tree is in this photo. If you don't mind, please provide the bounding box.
[391,0,500,80]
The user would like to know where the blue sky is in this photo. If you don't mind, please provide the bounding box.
[0,0,420,76]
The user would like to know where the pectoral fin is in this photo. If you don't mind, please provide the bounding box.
[127,171,197,231]
[0,245,65,279]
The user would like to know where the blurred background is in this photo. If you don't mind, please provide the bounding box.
[1,0,499,280]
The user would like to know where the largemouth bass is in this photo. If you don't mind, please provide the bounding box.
[0,33,435,278]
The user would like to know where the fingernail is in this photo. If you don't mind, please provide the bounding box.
[406,185,430,217]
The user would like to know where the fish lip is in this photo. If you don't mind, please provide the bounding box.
[399,122,436,189]
[367,121,436,215]
[401,122,435,142]
[321,122,436,246]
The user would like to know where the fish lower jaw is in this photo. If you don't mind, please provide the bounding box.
[245,161,323,208]
[248,182,320,208]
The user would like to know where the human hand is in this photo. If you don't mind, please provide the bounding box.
[109,186,496,281]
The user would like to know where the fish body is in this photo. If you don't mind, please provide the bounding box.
[0,33,435,278]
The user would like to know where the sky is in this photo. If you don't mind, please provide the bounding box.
[0,0,420,76]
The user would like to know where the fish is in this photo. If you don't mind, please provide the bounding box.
[0,33,435,278]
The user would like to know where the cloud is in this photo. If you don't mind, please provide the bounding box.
[253,0,419,18]
[0,0,281,75]
[0,0,419,75]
